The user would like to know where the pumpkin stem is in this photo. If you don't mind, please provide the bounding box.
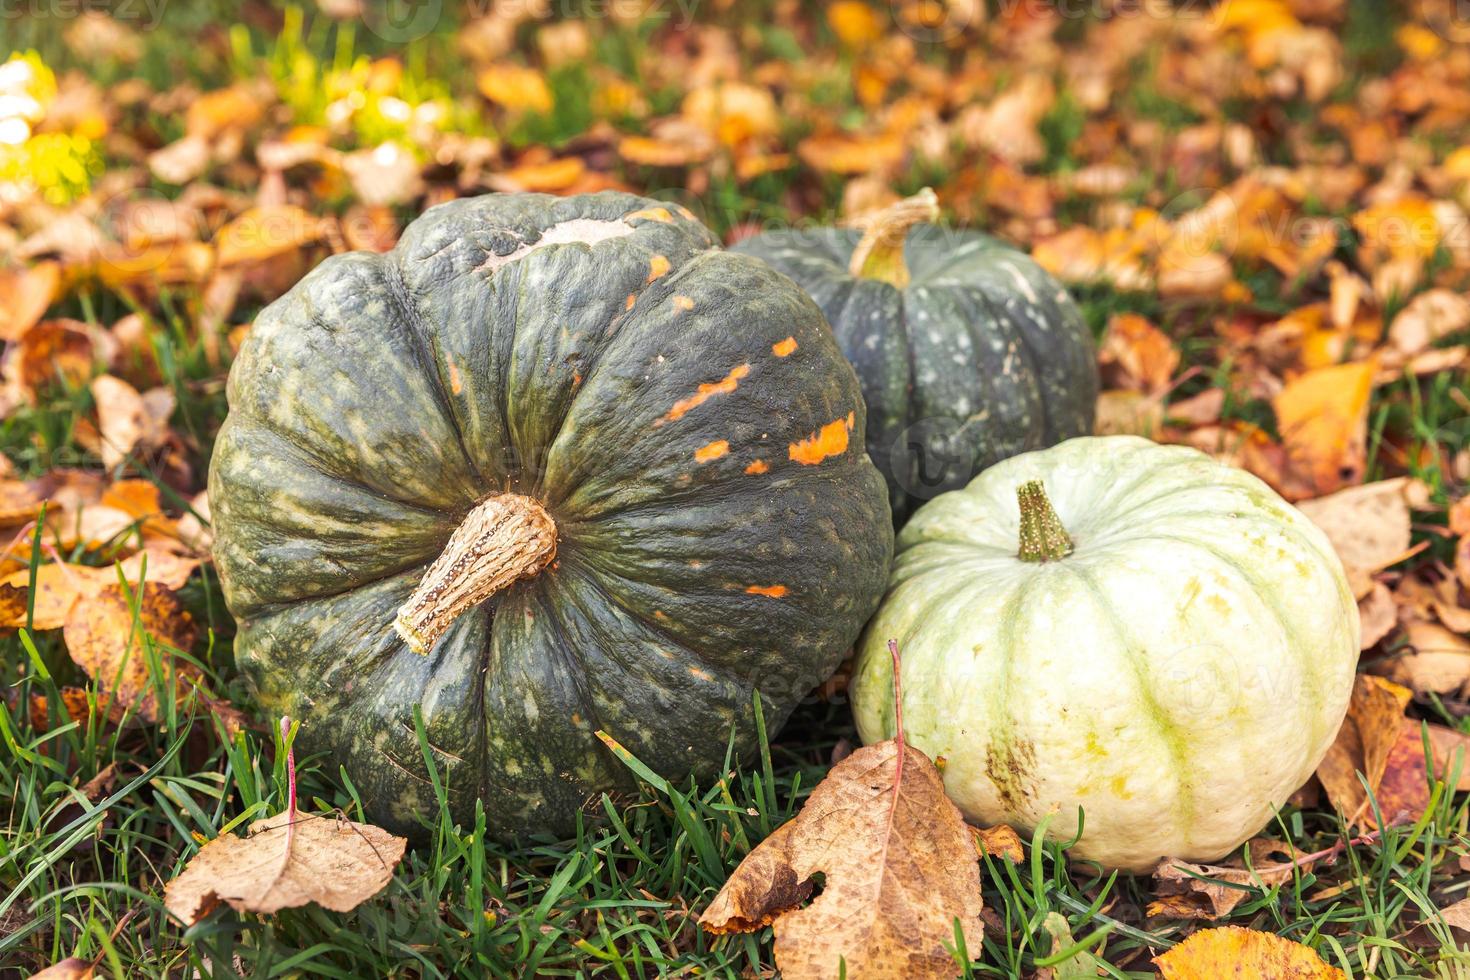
[1016,480,1073,563]
[847,188,940,288]
[394,493,557,655]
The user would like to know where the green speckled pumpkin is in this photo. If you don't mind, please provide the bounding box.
[733,191,1099,521]
[208,191,893,838]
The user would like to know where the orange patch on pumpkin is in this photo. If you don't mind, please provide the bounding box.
[772,336,798,357]
[788,415,853,465]
[648,255,671,282]
[745,584,788,598]
[661,363,751,424]
[625,293,637,310]
[694,439,730,463]
[447,360,464,395]
[744,459,769,475]
[626,206,674,223]
[673,295,695,311]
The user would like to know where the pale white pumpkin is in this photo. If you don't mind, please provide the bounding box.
[850,435,1359,872]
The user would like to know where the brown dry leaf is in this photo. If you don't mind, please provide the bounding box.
[28,958,94,980]
[489,157,587,194]
[971,823,1024,863]
[92,375,149,470]
[62,581,199,722]
[1296,478,1414,597]
[1149,839,1309,921]
[164,811,407,925]
[0,261,59,341]
[1099,313,1179,394]
[1315,676,1419,829]
[1439,897,1470,932]
[148,136,210,185]
[1372,719,1432,827]
[1388,288,1470,357]
[699,739,983,980]
[1387,622,1470,696]
[1357,581,1397,650]
[1154,925,1346,979]
[214,206,327,267]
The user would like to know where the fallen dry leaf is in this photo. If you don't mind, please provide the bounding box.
[1297,478,1415,597]
[1315,675,1413,829]
[700,663,983,980]
[27,958,94,980]
[0,261,60,341]
[1149,839,1311,921]
[214,206,327,267]
[1386,622,1470,696]
[62,580,199,722]
[1388,288,1470,357]
[1154,925,1346,979]
[164,810,407,924]
[1099,313,1179,394]
[700,737,983,978]
[1372,719,1431,828]
[0,550,199,630]
[1357,581,1397,650]
[92,375,174,470]
[1271,359,1377,499]
[972,823,1024,864]
[1439,897,1470,932]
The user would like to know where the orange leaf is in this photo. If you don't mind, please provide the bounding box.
[0,261,59,341]
[62,581,199,722]
[1270,359,1376,499]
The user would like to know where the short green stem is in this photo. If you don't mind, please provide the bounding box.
[1016,480,1072,562]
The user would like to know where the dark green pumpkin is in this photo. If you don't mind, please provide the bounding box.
[733,193,1098,520]
[208,191,893,838]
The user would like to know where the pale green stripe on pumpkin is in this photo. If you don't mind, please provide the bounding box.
[1063,562,1198,834]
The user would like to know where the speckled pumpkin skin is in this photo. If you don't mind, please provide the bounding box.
[850,437,1359,872]
[209,192,893,838]
[733,226,1099,520]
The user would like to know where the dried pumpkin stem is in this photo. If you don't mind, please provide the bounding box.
[1016,480,1073,563]
[847,187,940,288]
[394,493,557,655]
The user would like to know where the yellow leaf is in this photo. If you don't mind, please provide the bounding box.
[476,64,553,114]
[1154,925,1345,978]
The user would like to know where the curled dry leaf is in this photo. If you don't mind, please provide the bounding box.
[971,823,1024,864]
[699,739,984,980]
[164,811,407,925]
[1149,839,1312,921]
[1036,912,1105,980]
[1153,926,1345,979]
[1296,478,1415,597]
[1386,622,1470,696]
[62,580,200,722]
[1315,675,1412,829]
